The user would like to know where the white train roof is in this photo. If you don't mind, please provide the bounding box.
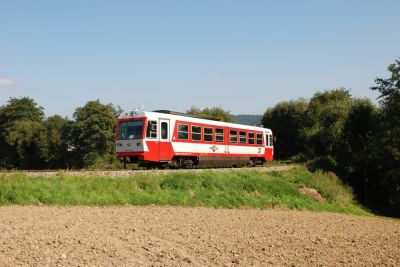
[118,110,272,134]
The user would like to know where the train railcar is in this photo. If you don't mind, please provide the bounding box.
[115,110,273,168]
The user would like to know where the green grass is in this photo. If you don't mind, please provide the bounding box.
[0,167,370,215]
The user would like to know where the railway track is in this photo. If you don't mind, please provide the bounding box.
[1,165,295,177]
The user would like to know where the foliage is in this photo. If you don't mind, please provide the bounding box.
[0,98,46,168]
[369,58,400,215]
[0,98,119,169]
[5,120,47,169]
[301,89,353,171]
[337,100,379,185]
[0,97,44,127]
[186,106,234,122]
[260,80,400,217]
[42,115,69,168]
[87,154,125,169]
[66,100,117,167]
[262,99,308,160]
[0,168,369,215]
[371,58,400,99]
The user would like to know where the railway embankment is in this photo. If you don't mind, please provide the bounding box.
[0,166,368,215]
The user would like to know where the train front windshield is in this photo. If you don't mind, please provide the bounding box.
[118,120,144,139]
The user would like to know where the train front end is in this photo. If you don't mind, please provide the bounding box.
[115,110,148,164]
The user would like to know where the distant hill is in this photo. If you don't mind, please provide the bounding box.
[234,114,262,126]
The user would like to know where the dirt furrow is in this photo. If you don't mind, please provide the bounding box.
[0,206,399,266]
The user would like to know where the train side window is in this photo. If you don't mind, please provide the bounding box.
[230,130,238,143]
[248,133,255,144]
[161,122,168,139]
[216,128,224,142]
[239,131,246,144]
[192,126,202,141]
[177,124,189,140]
[204,127,213,142]
[267,134,273,146]
[256,133,263,145]
[146,121,157,139]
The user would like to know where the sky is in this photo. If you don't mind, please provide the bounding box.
[1,0,399,118]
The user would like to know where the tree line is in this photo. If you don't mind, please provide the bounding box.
[263,58,400,217]
[0,58,399,217]
[0,99,118,169]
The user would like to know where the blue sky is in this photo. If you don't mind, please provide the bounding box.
[1,0,399,117]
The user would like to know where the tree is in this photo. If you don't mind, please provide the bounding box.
[0,97,44,126]
[337,99,380,204]
[262,99,308,160]
[67,100,116,167]
[370,58,400,216]
[42,115,69,168]
[301,89,353,170]
[186,106,234,122]
[5,120,47,169]
[0,97,45,168]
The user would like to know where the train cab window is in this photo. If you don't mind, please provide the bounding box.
[239,131,246,144]
[256,133,263,145]
[119,120,144,139]
[161,122,168,139]
[230,130,238,143]
[192,126,202,141]
[248,133,255,144]
[267,134,273,146]
[178,124,189,140]
[204,127,213,142]
[146,120,157,139]
[216,128,224,142]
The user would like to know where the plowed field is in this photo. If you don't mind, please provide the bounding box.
[0,206,399,266]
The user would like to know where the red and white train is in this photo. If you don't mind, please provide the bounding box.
[115,110,273,168]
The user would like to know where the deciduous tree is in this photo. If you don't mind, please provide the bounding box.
[370,58,400,215]
[0,97,45,168]
[262,99,308,160]
[68,100,116,167]
[301,89,353,170]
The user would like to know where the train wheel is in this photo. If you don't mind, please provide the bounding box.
[168,159,179,169]
[249,159,255,167]
[183,159,193,169]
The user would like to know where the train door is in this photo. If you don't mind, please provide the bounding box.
[265,132,273,161]
[224,128,230,154]
[159,119,170,161]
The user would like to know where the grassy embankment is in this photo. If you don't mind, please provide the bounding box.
[0,167,370,215]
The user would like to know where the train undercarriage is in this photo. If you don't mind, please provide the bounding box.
[121,156,265,169]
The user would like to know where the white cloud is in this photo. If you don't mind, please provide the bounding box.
[0,78,15,86]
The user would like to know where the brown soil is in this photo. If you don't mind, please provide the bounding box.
[298,187,325,203]
[0,206,399,266]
